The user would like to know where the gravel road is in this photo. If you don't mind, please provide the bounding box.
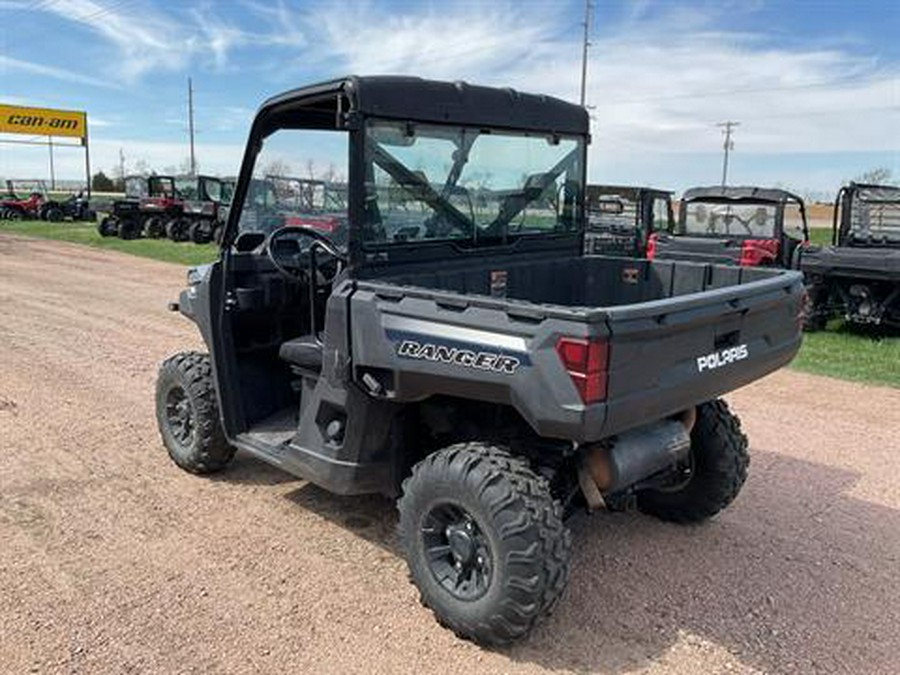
[1,234,898,674]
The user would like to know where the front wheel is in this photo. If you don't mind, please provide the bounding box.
[156,352,235,474]
[637,399,749,523]
[398,442,570,646]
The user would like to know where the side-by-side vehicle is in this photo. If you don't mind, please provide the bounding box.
[801,182,900,330]
[652,186,809,268]
[584,184,672,257]
[155,76,805,645]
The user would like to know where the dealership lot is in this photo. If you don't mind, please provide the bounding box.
[1,233,898,674]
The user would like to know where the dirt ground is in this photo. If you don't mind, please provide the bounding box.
[1,233,899,675]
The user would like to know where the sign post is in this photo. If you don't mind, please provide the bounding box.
[0,103,89,194]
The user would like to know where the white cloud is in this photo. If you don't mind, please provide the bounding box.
[32,0,248,81]
[0,55,118,89]
[293,1,898,190]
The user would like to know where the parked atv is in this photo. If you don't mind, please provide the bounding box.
[40,189,96,222]
[584,184,672,257]
[1,180,46,220]
[800,182,900,330]
[98,175,145,238]
[141,175,183,240]
[156,76,805,646]
[99,175,183,240]
[651,186,809,268]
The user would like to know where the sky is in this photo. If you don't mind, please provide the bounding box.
[1,0,898,198]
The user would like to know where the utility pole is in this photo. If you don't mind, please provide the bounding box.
[48,136,55,190]
[188,77,196,176]
[119,148,126,182]
[717,120,739,186]
[579,0,593,107]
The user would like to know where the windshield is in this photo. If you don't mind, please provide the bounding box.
[175,177,198,200]
[362,120,584,246]
[149,177,175,198]
[200,178,222,202]
[220,180,235,205]
[681,200,778,238]
[235,127,350,246]
[586,193,637,233]
[124,177,148,198]
[849,187,900,242]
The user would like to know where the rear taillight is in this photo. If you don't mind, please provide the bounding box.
[739,239,779,267]
[556,337,609,404]
[646,233,658,260]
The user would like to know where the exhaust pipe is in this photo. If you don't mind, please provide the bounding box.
[579,413,693,509]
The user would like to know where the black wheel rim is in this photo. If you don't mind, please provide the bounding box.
[421,503,493,601]
[165,386,195,447]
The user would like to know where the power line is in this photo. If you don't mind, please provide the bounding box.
[717,121,739,186]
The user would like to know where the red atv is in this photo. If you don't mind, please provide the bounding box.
[650,186,809,268]
[1,180,46,220]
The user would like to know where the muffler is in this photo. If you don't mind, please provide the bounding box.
[579,415,693,509]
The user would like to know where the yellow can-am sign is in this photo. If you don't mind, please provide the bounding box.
[0,104,87,139]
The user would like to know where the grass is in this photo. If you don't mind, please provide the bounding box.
[793,324,900,388]
[807,227,833,246]
[0,219,218,266]
[2,217,897,388]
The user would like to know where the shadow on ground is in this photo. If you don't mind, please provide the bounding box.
[224,448,899,674]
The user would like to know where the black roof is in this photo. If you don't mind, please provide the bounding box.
[259,75,589,136]
[682,186,804,205]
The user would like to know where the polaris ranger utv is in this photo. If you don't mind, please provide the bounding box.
[652,186,809,268]
[156,76,805,646]
[584,184,672,257]
[801,182,900,330]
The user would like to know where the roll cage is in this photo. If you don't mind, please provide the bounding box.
[832,182,900,248]
[223,75,590,277]
[677,186,809,241]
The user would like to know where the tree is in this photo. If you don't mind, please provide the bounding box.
[260,158,292,178]
[855,167,893,185]
[92,171,115,192]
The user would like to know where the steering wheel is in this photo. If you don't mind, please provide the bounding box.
[265,225,347,281]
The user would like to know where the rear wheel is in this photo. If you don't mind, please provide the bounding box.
[637,399,748,523]
[189,220,211,244]
[802,283,828,332]
[143,216,166,239]
[98,216,117,237]
[45,206,63,222]
[212,222,225,245]
[156,352,234,474]
[166,218,189,242]
[398,442,570,646]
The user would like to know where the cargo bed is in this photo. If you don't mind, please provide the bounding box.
[350,254,805,442]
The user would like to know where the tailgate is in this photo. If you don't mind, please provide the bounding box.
[601,266,804,436]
